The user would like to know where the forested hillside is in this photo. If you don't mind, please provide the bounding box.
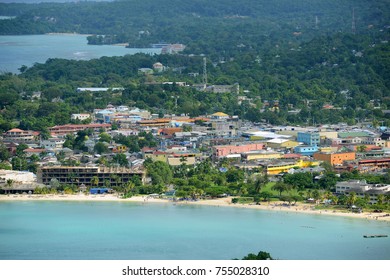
[0,0,389,131]
[0,0,389,54]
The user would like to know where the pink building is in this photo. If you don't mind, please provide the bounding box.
[212,143,266,158]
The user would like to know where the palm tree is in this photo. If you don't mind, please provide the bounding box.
[91,176,99,187]
[347,192,357,207]
[385,194,390,205]
[253,174,268,194]
[272,182,291,198]
[377,194,385,205]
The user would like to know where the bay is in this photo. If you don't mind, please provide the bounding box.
[0,201,389,260]
[0,34,160,73]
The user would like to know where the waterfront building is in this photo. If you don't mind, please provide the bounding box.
[336,180,390,204]
[37,166,145,187]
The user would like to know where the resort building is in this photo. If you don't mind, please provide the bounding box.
[336,180,390,204]
[37,166,145,187]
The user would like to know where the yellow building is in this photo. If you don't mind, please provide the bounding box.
[242,151,281,161]
[262,160,320,175]
[266,139,299,149]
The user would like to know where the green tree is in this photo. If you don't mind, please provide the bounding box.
[272,182,291,198]
[112,153,128,167]
[94,142,109,154]
[91,176,99,187]
[347,192,357,207]
[241,251,273,260]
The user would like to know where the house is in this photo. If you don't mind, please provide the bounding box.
[138,68,154,74]
[210,112,229,120]
[40,138,65,150]
[71,114,91,121]
[23,148,47,157]
[153,62,164,72]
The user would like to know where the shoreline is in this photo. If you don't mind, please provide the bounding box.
[1,194,389,222]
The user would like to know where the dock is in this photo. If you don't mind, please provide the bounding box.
[363,234,388,238]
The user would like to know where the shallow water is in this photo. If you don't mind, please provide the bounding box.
[0,201,389,260]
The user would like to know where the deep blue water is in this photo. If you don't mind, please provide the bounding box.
[0,201,389,260]
[0,34,160,73]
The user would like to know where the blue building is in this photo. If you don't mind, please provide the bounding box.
[294,146,319,156]
[90,188,111,194]
[297,132,320,146]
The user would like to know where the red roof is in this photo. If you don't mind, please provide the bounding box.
[283,153,302,159]
[7,128,25,132]
[24,148,46,153]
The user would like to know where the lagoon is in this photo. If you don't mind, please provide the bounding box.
[0,34,160,73]
[0,201,389,260]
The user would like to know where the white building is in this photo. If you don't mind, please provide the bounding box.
[71,114,91,121]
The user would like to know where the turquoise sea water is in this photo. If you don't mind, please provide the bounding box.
[0,34,160,73]
[0,201,389,260]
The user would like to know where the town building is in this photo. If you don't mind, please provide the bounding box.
[313,151,356,166]
[294,146,319,156]
[266,139,299,149]
[212,143,266,159]
[297,132,320,146]
[48,124,111,136]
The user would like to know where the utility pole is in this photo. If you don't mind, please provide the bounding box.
[352,8,356,34]
[202,57,207,90]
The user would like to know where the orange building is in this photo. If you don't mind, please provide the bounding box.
[313,152,356,166]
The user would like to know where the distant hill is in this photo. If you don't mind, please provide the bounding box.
[0,0,389,53]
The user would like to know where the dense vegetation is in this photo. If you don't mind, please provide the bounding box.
[0,0,389,129]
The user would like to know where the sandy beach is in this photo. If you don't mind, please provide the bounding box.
[1,194,389,222]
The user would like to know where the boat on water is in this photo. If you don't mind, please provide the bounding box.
[363,234,388,238]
